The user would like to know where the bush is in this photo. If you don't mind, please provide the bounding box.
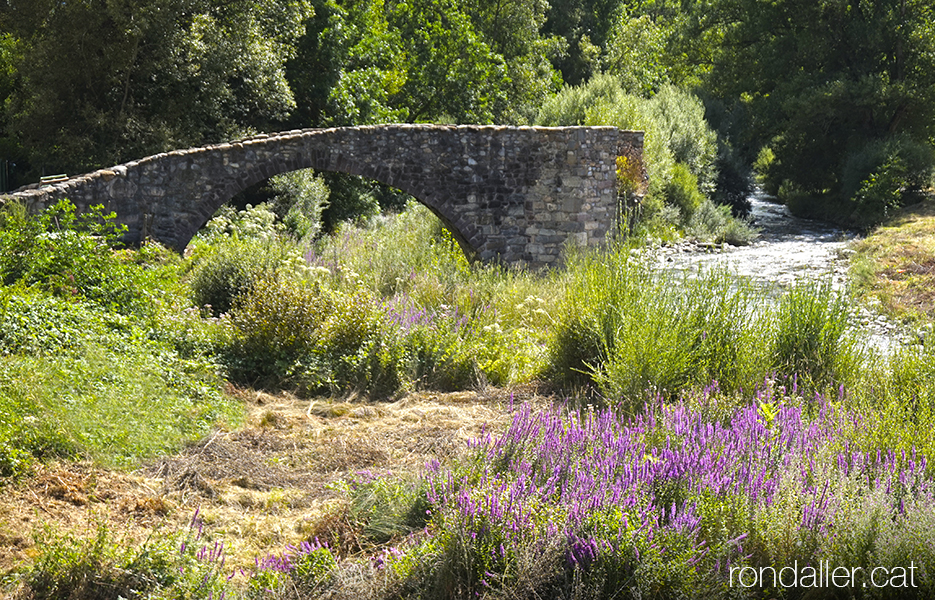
[645,85,719,195]
[267,169,330,242]
[842,135,935,227]
[199,203,281,241]
[310,290,402,398]
[535,73,629,127]
[313,202,470,297]
[223,277,403,398]
[189,237,297,316]
[664,162,705,220]
[225,275,334,386]
[687,199,757,245]
[0,200,152,315]
[713,142,754,215]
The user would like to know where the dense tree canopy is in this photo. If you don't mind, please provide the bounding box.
[697,0,935,223]
[0,0,932,229]
[0,0,312,178]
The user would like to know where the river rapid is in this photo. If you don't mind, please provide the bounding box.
[639,190,907,349]
[645,190,853,288]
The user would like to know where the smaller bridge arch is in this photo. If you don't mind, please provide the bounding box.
[3,125,644,267]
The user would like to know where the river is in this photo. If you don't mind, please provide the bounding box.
[639,190,906,348]
[645,190,853,288]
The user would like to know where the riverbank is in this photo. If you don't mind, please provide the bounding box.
[850,197,935,325]
[7,198,935,598]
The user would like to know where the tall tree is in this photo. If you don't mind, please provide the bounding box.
[0,0,312,177]
[698,0,935,218]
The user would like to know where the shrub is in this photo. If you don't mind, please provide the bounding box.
[664,162,705,220]
[687,199,757,245]
[842,135,935,227]
[593,268,765,405]
[0,199,152,315]
[388,298,496,391]
[713,142,754,215]
[309,290,402,398]
[199,202,281,241]
[225,275,334,386]
[645,85,719,195]
[189,237,296,316]
[535,73,629,126]
[267,169,330,242]
[223,277,403,398]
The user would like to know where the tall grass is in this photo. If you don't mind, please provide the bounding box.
[547,245,861,406]
[771,279,864,391]
[187,201,890,406]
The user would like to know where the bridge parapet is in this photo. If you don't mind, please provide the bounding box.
[2,125,644,268]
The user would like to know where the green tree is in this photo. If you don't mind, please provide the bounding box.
[1,0,312,176]
[541,0,619,85]
[699,0,935,223]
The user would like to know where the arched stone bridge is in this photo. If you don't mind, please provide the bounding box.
[3,125,644,267]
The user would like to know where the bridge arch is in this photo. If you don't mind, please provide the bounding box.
[3,125,644,268]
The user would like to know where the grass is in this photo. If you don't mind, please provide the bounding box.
[850,197,935,324]
[0,200,242,478]
[10,197,935,598]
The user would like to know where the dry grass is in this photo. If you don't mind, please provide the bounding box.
[0,385,550,579]
[851,197,935,322]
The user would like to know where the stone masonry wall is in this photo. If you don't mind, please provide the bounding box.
[2,125,644,268]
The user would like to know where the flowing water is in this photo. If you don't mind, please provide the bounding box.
[639,190,906,349]
[645,190,853,288]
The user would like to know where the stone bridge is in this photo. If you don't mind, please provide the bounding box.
[2,125,644,267]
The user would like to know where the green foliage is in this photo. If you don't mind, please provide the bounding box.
[536,73,630,127]
[2,0,313,175]
[701,0,935,224]
[664,162,705,219]
[291,546,338,592]
[0,200,153,315]
[540,0,619,85]
[199,203,282,241]
[687,199,757,246]
[297,0,561,129]
[548,248,874,404]
[220,272,403,397]
[841,135,935,227]
[0,200,238,475]
[539,76,746,241]
[307,290,402,398]
[0,338,238,469]
[189,235,299,316]
[225,275,332,384]
[317,202,470,296]
[603,13,669,96]
[771,280,862,391]
[268,169,330,241]
[645,85,718,195]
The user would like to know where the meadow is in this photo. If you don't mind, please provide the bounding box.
[4,198,935,598]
